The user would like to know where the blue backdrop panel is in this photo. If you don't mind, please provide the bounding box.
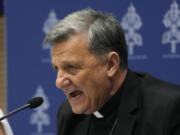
[5,0,180,134]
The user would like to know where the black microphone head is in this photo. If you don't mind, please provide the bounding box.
[27,97,43,109]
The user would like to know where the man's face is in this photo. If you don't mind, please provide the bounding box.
[51,33,112,114]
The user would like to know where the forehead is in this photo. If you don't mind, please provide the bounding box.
[51,33,97,65]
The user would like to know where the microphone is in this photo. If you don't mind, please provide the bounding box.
[0,97,43,121]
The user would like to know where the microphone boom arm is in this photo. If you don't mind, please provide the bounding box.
[0,97,43,121]
[0,104,30,121]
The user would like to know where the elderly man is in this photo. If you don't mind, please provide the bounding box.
[46,9,180,135]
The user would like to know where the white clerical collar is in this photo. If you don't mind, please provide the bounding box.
[93,111,104,118]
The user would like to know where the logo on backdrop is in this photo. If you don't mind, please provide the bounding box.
[42,10,59,63]
[121,3,147,60]
[30,85,53,135]
[161,0,180,59]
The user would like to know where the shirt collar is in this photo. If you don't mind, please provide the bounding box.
[93,111,104,118]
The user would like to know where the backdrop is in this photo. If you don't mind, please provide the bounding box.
[5,0,180,134]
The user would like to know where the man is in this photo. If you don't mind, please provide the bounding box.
[46,9,180,135]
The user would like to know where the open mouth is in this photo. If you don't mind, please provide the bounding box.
[68,90,83,98]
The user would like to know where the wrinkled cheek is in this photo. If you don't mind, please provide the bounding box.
[78,79,103,113]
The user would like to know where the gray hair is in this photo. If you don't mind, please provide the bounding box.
[45,9,127,69]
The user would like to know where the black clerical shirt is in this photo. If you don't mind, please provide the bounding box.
[88,87,122,135]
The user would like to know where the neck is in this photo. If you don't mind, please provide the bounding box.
[110,68,127,96]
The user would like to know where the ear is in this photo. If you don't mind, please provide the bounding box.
[106,52,120,77]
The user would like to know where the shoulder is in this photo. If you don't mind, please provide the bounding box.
[136,71,180,114]
[132,72,180,134]
[136,72,180,98]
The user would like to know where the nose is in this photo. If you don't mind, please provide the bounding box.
[56,72,71,90]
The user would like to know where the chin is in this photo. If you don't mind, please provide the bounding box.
[71,106,85,114]
[71,106,91,114]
